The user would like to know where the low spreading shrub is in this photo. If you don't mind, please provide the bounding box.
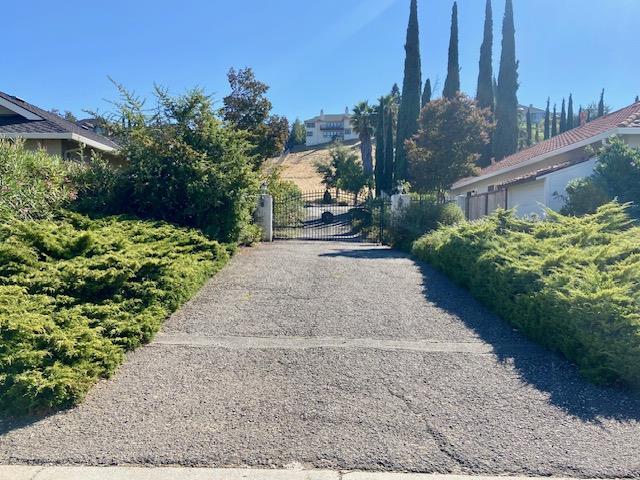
[0,213,230,414]
[412,203,640,389]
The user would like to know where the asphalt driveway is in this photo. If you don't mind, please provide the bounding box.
[1,241,639,476]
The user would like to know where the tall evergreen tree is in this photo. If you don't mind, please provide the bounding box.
[526,108,532,146]
[636,95,639,103]
[422,78,432,108]
[551,104,558,137]
[567,94,574,130]
[476,0,494,110]
[374,97,386,196]
[535,122,540,143]
[384,107,395,193]
[395,0,422,183]
[578,106,583,126]
[559,98,567,133]
[391,83,401,99]
[493,0,519,160]
[598,89,605,117]
[544,98,550,140]
[443,2,460,99]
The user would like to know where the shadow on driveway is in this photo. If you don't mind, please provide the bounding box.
[320,246,640,423]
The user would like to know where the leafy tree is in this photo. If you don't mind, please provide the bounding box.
[351,101,376,175]
[563,137,640,216]
[493,0,519,160]
[544,98,551,140]
[406,93,493,201]
[222,67,288,165]
[560,98,567,133]
[443,2,460,99]
[100,83,260,242]
[567,94,574,130]
[422,78,432,108]
[316,144,370,202]
[551,104,558,137]
[287,118,306,148]
[476,0,494,111]
[395,0,422,182]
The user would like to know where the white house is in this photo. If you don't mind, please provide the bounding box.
[304,108,359,146]
[450,101,640,220]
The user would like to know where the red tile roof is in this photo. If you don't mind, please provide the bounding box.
[453,101,640,188]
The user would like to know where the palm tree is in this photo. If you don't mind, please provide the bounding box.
[351,101,376,175]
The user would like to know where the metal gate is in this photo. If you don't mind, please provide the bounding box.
[273,190,386,242]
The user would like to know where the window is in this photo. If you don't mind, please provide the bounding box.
[307,131,313,136]
[305,122,315,129]
[344,129,351,135]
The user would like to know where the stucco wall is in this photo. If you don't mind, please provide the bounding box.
[506,179,546,217]
[544,157,597,212]
[24,139,63,157]
[305,117,358,146]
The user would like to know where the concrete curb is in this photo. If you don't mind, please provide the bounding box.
[0,465,610,480]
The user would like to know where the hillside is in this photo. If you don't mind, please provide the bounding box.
[265,140,364,192]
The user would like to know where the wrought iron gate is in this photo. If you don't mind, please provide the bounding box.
[273,190,387,242]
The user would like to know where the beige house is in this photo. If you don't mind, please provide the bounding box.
[451,101,640,219]
[304,108,359,146]
[0,91,118,160]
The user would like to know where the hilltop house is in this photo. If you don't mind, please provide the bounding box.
[519,104,545,123]
[451,101,640,220]
[0,91,118,160]
[305,108,359,146]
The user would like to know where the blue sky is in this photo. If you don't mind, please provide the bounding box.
[4,0,640,122]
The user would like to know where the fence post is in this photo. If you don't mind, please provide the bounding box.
[255,194,273,242]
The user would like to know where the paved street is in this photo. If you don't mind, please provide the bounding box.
[1,241,639,477]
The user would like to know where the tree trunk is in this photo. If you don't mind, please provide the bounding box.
[360,134,374,175]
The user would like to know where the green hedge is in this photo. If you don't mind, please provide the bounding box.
[412,203,640,389]
[0,213,230,415]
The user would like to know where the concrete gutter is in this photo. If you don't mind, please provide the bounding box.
[0,465,612,480]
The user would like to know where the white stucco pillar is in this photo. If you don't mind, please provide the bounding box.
[391,194,412,217]
[255,194,273,242]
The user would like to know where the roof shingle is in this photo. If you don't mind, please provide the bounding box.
[0,91,118,150]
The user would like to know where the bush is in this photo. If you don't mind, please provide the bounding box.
[388,198,464,251]
[68,154,126,215]
[412,203,640,389]
[0,213,230,414]
[0,140,75,221]
[94,85,261,243]
[563,137,640,217]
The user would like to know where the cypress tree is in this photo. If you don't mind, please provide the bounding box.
[551,104,558,137]
[526,108,532,146]
[559,98,567,133]
[598,89,605,117]
[391,83,401,100]
[493,0,519,160]
[443,2,460,99]
[476,0,494,110]
[578,106,583,126]
[375,97,386,196]
[422,78,432,108]
[567,94,574,130]
[544,98,550,140]
[535,122,540,143]
[384,107,395,193]
[395,0,422,182]
[636,95,639,103]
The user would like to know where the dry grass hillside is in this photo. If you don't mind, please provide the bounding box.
[265,140,365,192]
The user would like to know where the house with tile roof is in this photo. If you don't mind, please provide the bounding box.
[0,91,118,161]
[450,101,640,219]
[304,108,359,146]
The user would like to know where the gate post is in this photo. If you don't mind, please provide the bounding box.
[391,193,412,218]
[255,193,273,242]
